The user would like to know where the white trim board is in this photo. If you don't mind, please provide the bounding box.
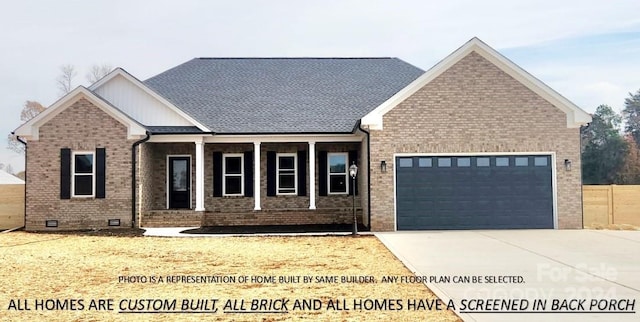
[147,133,364,143]
[13,86,147,141]
[362,37,592,130]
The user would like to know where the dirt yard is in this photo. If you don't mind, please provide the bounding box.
[0,231,460,321]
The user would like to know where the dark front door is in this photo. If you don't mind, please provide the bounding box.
[169,157,190,209]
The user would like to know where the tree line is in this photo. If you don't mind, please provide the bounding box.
[581,90,640,184]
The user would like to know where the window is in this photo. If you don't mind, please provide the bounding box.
[72,152,94,197]
[515,157,529,167]
[437,158,451,167]
[496,157,509,167]
[398,158,413,168]
[328,153,348,194]
[277,153,297,195]
[418,158,432,167]
[476,157,490,167]
[534,157,548,167]
[223,154,243,196]
[457,158,471,167]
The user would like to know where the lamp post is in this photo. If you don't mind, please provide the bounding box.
[349,162,358,236]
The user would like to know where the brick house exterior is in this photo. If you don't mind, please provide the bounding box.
[367,52,582,230]
[14,38,590,231]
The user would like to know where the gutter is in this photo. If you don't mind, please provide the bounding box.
[357,121,372,231]
[131,132,151,228]
[11,132,27,230]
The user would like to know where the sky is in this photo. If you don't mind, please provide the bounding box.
[1,0,639,172]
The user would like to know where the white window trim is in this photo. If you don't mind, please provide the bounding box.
[71,151,95,198]
[276,153,297,195]
[327,152,348,195]
[223,153,244,196]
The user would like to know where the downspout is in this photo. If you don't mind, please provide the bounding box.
[579,125,587,229]
[131,131,151,228]
[357,122,372,231]
[11,132,27,230]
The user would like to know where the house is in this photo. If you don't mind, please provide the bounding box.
[13,38,591,231]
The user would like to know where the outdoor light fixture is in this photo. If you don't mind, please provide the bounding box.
[45,220,58,228]
[108,219,121,227]
[380,160,387,173]
[349,163,358,236]
[564,159,572,171]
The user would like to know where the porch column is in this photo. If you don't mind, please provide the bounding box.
[309,141,316,210]
[195,139,205,211]
[254,141,261,210]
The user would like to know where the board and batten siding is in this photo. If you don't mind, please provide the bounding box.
[93,74,194,126]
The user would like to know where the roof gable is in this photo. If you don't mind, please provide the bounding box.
[90,68,210,131]
[361,37,592,130]
[13,86,147,141]
[144,58,424,133]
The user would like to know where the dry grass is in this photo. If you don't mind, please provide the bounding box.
[0,232,459,321]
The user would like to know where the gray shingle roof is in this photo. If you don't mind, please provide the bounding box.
[146,126,203,134]
[144,58,424,133]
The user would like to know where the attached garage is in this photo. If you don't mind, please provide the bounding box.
[395,154,554,230]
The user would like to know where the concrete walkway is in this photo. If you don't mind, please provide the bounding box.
[376,230,640,321]
[142,227,364,237]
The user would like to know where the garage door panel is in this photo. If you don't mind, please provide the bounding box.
[397,155,553,230]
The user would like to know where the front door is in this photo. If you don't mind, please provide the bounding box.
[169,156,190,209]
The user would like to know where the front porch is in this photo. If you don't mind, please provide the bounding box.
[141,208,364,228]
[137,133,369,229]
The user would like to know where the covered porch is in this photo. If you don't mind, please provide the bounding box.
[137,133,369,229]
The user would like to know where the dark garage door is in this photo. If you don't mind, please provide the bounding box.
[396,155,553,230]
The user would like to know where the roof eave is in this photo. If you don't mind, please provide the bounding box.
[361,37,592,130]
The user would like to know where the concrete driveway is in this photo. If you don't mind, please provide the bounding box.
[376,230,639,321]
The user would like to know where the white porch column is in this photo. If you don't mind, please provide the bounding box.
[309,141,316,210]
[194,138,205,211]
[254,141,261,210]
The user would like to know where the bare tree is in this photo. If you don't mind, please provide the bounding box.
[57,64,77,96]
[7,100,46,154]
[4,164,14,175]
[86,64,113,84]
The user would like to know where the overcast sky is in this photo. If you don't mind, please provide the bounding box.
[1,0,639,172]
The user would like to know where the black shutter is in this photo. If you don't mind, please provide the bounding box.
[96,148,106,198]
[318,151,327,196]
[297,150,306,196]
[213,152,222,197]
[60,148,71,199]
[244,151,253,197]
[349,150,358,196]
[267,151,276,196]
